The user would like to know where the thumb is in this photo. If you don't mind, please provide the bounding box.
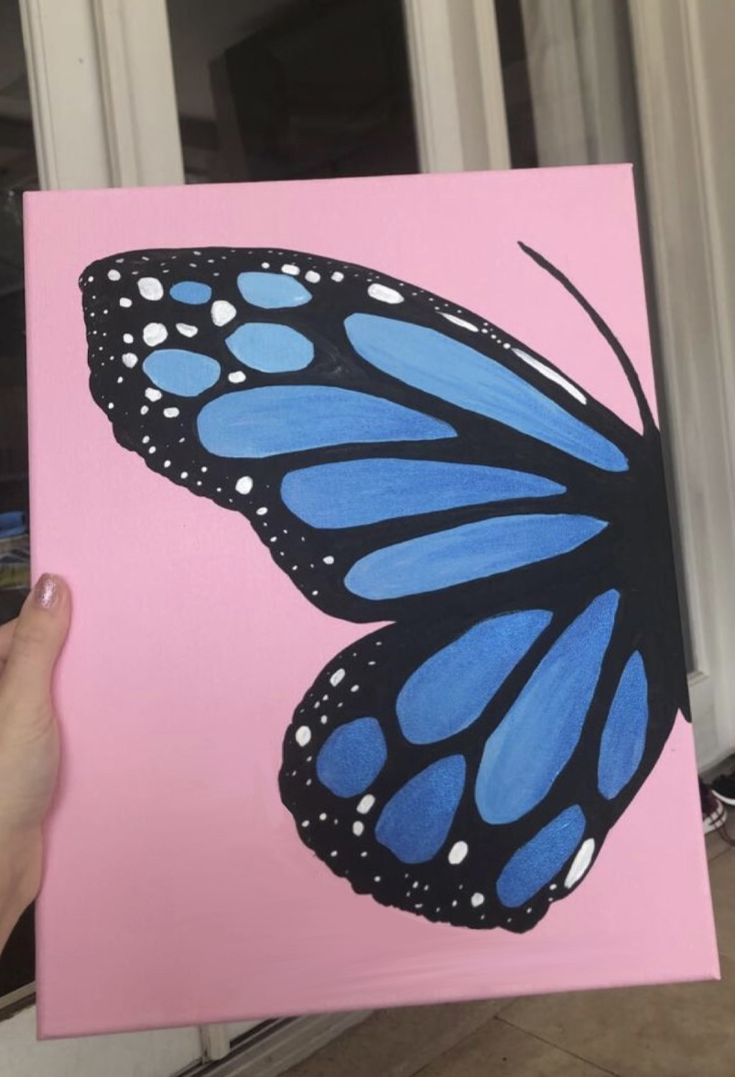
[1,575,71,712]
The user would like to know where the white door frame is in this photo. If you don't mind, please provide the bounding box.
[19,0,184,189]
[628,0,735,765]
[403,0,510,172]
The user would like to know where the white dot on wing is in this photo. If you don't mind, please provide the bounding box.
[138,277,164,300]
[212,300,236,326]
[448,841,468,865]
[143,323,167,346]
[368,282,403,304]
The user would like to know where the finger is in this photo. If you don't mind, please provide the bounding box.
[0,618,17,661]
[0,576,71,713]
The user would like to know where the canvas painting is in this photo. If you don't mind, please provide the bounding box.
[25,167,717,1038]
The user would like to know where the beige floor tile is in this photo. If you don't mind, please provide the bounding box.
[418,1017,614,1076]
[710,849,735,960]
[500,957,735,1077]
[283,999,508,1077]
[706,828,731,862]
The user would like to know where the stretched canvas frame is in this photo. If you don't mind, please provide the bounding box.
[26,166,717,1037]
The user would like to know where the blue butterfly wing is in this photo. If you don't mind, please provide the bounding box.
[80,247,686,931]
[80,247,649,624]
[281,591,668,931]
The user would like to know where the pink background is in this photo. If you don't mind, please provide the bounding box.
[26,167,717,1038]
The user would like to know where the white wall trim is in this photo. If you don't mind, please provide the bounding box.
[403,0,510,172]
[629,0,735,765]
[469,0,511,169]
[19,0,183,189]
[403,0,464,172]
[91,0,184,187]
[19,0,110,188]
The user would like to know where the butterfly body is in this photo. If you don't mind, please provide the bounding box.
[80,245,688,932]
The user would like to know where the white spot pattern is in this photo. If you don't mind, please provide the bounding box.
[442,313,479,332]
[564,838,596,889]
[212,300,236,326]
[368,283,403,304]
[143,323,167,346]
[138,277,164,300]
[448,841,468,865]
[513,347,587,405]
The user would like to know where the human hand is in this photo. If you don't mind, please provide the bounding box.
[0,575,70,948]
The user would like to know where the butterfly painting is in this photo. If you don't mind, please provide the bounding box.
[79,244,688,935]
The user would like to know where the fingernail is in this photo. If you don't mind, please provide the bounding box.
[33,574,59,610]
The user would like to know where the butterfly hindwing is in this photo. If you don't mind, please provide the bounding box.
[280,587,676,932]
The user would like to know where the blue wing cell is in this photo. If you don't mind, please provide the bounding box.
[238,271,312,308]
[315,717,387,797]
[396,610,551,744]
[196,386,455,458]
[496,805,587,908]
[281,459,564,528]
[345,514,607,600]
[226,323,315,373]
[597,651,649,800]
[475,590,619,823]
[170,280,212,304]
[345,314,628,473]
[375,755,466,863]
[143,348,221,396]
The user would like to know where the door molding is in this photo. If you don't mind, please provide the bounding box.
[19,0,183,188]
[403,0,510,172]
[629,0,735,765]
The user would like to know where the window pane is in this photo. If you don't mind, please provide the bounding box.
[166,0,419,184]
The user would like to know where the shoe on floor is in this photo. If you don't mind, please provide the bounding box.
[701,781,728,834]
[711,770,735,806]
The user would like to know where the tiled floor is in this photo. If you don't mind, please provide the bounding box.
[285,830,734,1077]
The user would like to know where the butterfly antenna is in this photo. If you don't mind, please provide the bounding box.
[518,241,655,431]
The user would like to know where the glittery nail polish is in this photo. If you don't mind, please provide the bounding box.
[33,574,58,610]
